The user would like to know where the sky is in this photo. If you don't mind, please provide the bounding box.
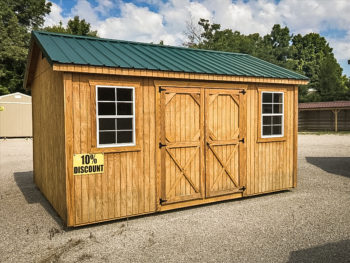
[45,0,350,76]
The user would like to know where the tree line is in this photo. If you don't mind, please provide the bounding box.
[1,1,349,102]
[185,19,350,102]
[0,0,97,95]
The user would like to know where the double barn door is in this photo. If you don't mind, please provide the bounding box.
[160,87,246,205]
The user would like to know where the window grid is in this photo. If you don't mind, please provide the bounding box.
[96,86,136,148]
[261,92,284,138]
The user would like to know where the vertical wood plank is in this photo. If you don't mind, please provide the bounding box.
[64,73,74,226]
[72,73,82,225]
[293,86,298,187]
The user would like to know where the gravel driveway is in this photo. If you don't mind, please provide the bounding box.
[0,135,349,263]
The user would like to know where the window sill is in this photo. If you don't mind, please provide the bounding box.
[257,136,286,143]
[90,145,142,153]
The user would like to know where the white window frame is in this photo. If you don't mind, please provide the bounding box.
[261,91,284,138]
[96,85,136,148]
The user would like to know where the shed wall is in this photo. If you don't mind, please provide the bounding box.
[31,56,67,221]
[0,102,32,137]
[299,110,334,131]
[246,85,296,195]
[338,110,350,131]
[65,73,156,226]
[64,73,297,226]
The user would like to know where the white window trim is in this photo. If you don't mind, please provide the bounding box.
[261,91,284,138]
[96,85,136,148]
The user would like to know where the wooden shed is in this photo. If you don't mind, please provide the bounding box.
[24,31,308,227]
[299,101,350,132]
[0,92,32,138]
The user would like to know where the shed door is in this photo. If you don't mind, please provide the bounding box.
[205,89,244,197]
[160,87,204,204]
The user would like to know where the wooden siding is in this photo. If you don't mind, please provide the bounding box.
[338,110,350,131]
[66,74,157,226]
[299,109,350,131]
[299,110,334,131]
[31,55,67,221]
[29,61,299,226]
[245,85,296,195]
[63,76,297,225]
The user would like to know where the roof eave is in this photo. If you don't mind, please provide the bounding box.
[52,62,309,85]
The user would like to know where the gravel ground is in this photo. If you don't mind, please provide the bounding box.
[0,135,349,263]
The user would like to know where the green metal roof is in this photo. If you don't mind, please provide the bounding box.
[32,31,308,80]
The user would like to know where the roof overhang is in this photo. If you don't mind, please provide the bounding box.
[52,63,309,86]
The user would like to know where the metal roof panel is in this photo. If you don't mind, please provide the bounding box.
[32,31,308,80]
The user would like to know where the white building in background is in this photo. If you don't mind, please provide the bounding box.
[0,92,32,138]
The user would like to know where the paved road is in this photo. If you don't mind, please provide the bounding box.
[0,135,349,262]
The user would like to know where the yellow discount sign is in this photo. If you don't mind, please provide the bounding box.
[73,153,104,175]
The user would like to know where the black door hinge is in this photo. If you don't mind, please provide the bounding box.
[239,89,246,95]
[159,87,166,93]
[239,138,245,143]
[240,186,246,191]
[159,198,167,204]
[159,142,167,148]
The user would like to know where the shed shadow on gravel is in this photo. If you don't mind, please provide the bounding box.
[305,157,350,178]
[287,239,350,263]
[13,171,65,227]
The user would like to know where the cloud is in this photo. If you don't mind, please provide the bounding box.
[44,0,350,66]
[97,2,174,44]
[70,0,100,25]
[43,2,69,27]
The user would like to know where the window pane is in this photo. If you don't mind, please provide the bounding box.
[98,102,116,115]
[117,118,132,130]
[117,131,133,143]
[274,93,283,103]
[99,131,116,144]
[263,126,272,136]
[117,88,132,101]
[262,104,272,113]
[263,116,272,125]
[273,125,282,135]
[273,104,283,114]
[98,87,115,101]
[117,103,132,115]
[273,116,282,125]
[99,118,115,130]
[262,93,272,103]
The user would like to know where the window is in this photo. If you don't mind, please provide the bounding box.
[261,92,284,138]
[96,86,135,147]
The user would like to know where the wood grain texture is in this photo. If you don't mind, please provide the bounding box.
[245,84,295,195]
[32,59,298,226]
[70,74,157,225]
[31,55,67,223]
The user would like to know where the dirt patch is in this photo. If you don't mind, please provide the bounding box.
[39,239,84,263]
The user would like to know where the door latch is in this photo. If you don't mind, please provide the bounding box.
[159,198,167,205]
[159,142,167,148]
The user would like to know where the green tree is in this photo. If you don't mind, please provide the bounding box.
[0,0,51,95]
[44,16,98,37]
[318,56,347,101]
[290,33,348,102]
[184,19,349,102]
